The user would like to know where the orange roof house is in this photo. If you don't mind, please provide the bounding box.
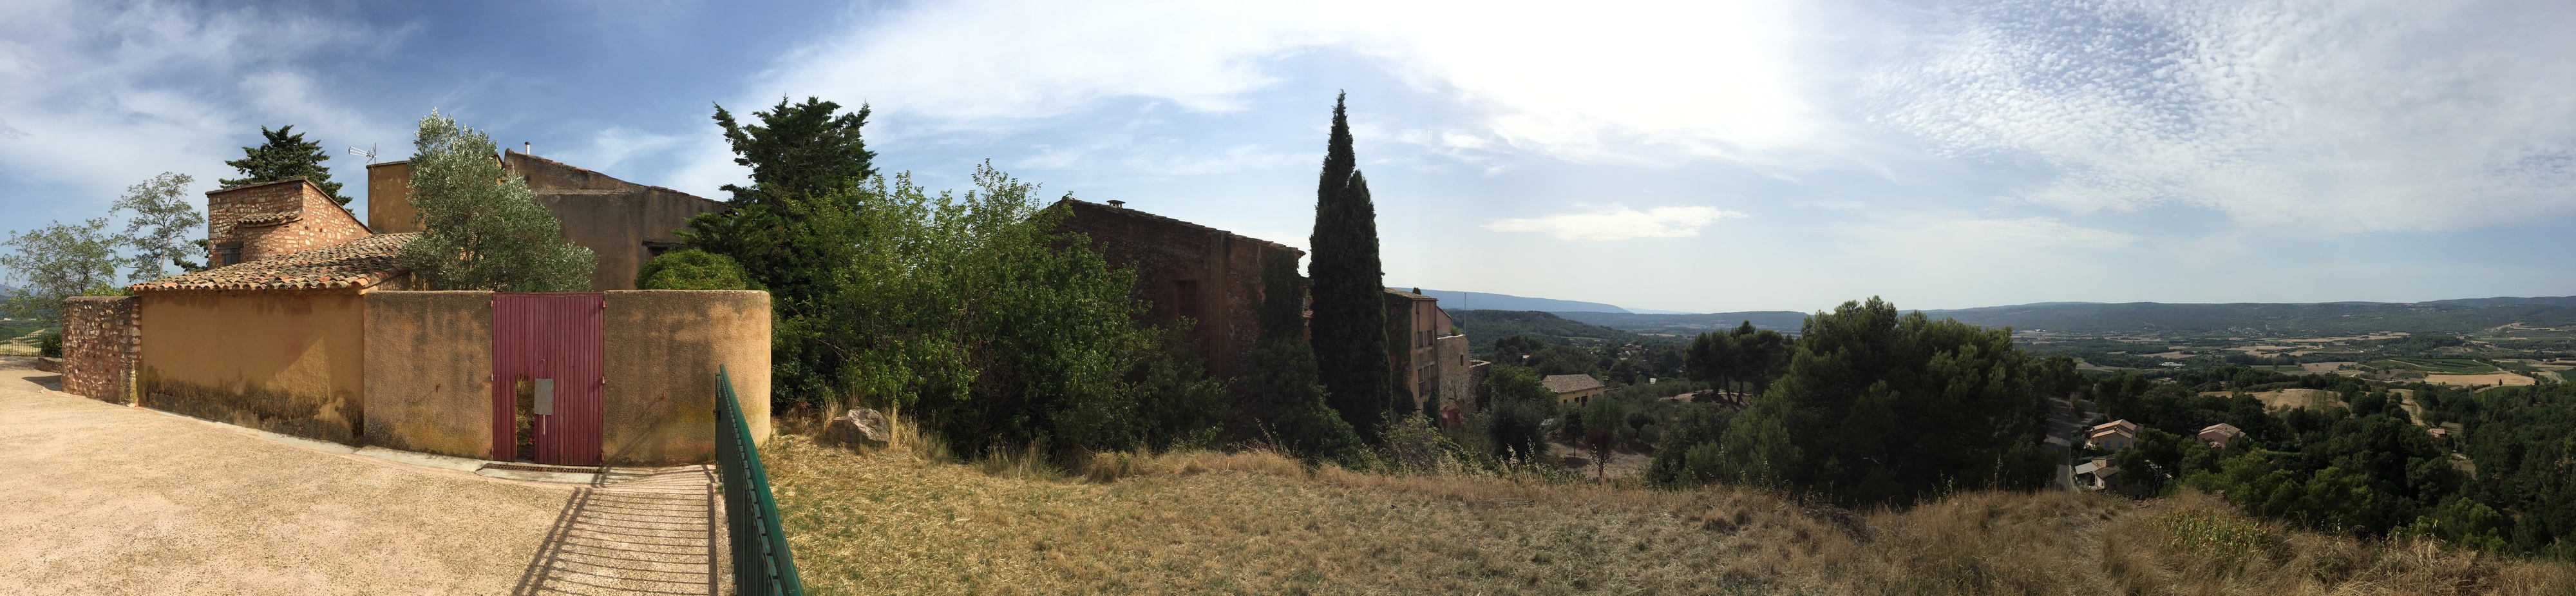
[1543,374,1606,406]
[2198,423,2245,447]
[2087,419,2139,450]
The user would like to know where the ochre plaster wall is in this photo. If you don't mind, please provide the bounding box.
[601,290,771,465]
[365,161,419,233]
[506,151,726,292]
[361,291,493,459]
[138,291,368,444]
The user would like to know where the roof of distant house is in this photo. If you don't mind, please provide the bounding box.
[1384,287,1433,300]
[2090,419,2139,434]
[1541,374,1604,394]
[2199,423,2245,438]
[127,233,419,293]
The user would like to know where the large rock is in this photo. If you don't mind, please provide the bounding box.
[33,357,61,372]
[826,408,889,447]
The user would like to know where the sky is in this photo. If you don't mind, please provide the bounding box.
[4,0,2573,313]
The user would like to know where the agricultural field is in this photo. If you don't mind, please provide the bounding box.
[2367,358,2499,374]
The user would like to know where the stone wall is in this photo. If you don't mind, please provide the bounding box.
[206,178,372,264]
[1435,334,1473,413]
[60,296,137,403]
[361,291,494,459]
[1054,198,1303,381]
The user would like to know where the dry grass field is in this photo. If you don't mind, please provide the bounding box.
[2202,388,2342,410]
[2423,372,2537,387]
[763,417,2575,596]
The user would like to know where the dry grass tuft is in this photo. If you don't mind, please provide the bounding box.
[762,415,2576,595]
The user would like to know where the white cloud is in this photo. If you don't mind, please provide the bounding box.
[1485,205,1746,241]
[749,0,1830,161]
[551,126,683,174]
[0,1,390,216]
[1866,0,2576,233]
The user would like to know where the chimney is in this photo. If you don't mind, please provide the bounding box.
[522,142,531,156]
[1106,200,1125,209]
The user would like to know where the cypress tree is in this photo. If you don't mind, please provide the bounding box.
[1247,250,1363,465]
[220,125,352,207]
[1307,93,1396,441]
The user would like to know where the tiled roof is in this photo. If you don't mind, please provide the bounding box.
[2199,423,2244,438]
[1384,287,1433,300]
[128,233,418,293]
[1541,374,1604,394]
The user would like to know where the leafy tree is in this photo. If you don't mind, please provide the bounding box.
[685,97,877,404]
[1307,92,1395,439]
[1644,404,1738,486]
[634,249,758,290]
[221,125,352,207]
[0,218,122,320]
[109,173,205,278]
[1245,248,1364,464]
[394,111,596,291]
[1715,298,2054,505]
[1482,365,1554,462]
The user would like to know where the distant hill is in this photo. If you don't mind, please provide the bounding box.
[1549,311,1809,336]
[1448,310,1644,350]
[1908,298,2576,334]
[1412,289,1629,313]
[1548,296,2576,336]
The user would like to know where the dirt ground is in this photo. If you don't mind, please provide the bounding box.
[0,357,723,595]
[1550,438,1651,480]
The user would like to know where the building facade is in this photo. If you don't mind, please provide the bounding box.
[1054,198,1304,381]
[205,178,374,267]
[363,150,728,291]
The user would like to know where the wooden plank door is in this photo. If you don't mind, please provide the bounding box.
[491,293,606,465]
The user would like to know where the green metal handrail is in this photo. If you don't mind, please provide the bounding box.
[716,365,803,595]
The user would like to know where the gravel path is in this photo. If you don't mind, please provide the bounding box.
[0,359,724,595]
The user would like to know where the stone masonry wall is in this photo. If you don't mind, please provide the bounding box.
[1057,198,1303,381]
[207,178,372,264]
[61,296,138,403]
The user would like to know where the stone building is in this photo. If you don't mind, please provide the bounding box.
[1053,198,1304,380]
[204,178,374,267]
[1385,288,1466,413]
[363,150,726,291]
[1544,374,1607,405]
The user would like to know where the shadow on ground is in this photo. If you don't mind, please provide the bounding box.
[512,466,728,595]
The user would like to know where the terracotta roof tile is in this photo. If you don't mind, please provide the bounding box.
[1541,374,1604,394]
[128,233,418,293]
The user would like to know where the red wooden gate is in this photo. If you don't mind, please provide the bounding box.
[491,293,606,465]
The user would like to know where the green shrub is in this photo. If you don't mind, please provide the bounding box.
[37,329,62,358]
[634,248,759,290]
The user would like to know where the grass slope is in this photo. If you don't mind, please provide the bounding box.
[768,433,2574,595]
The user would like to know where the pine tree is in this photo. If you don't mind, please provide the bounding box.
[220,125,352,207]
[1307,92,1396,441]
[395,111,596,292]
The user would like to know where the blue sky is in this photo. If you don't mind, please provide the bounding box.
[5,0,2573,312]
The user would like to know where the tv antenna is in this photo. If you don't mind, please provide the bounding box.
[348,144,377,164]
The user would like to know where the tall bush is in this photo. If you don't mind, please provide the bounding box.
[395,111,595,291]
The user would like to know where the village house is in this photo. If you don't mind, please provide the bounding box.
[364,149,726,291]
[2074,457,2119,490]
[59,150,771,467]
[1544,374,1607,406]
[1055,198,1475,411]
[2198,422,2245,447]
[1385,287,1465,414]
[2088,419,2140,450]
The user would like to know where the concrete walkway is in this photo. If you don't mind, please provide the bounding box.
[0,358,724,595]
